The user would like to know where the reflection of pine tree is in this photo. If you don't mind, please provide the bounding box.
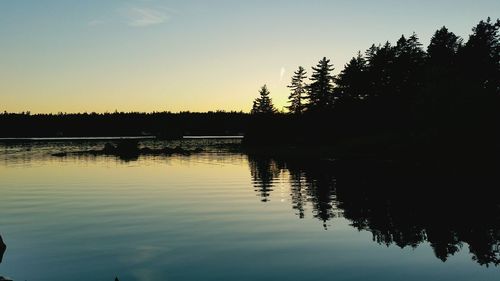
[304,172,338,229]
[466,227,500,266]
[289,169,307,219]
[284,161,340,227]
[245,151,500,266]
[248,156,280,202]
[427,229,462,262]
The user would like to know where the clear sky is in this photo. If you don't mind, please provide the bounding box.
[1,0,499,113]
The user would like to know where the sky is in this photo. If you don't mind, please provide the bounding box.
[1,0,499,114]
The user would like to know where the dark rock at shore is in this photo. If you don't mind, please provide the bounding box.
[103,142,117,154]
[102,140,138,154]
[0,235,6,264]
[0,236,11,281]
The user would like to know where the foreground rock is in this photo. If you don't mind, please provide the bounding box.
[0,235,12,281]
[0,235,5,264]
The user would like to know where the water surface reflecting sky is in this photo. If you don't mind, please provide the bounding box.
[0,141,499,280]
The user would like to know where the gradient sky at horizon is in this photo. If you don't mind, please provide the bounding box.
[1,0,499,113]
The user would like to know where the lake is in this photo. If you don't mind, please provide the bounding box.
[0,140,499,281]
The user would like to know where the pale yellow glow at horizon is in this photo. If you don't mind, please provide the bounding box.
[0,50,306,114]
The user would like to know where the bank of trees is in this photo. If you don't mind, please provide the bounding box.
[245,18,500,160]
[253,18,499,116]
[0,111,250,138]
[249,18,500,155]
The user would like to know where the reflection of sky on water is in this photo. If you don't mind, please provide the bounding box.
[0,141,499,281]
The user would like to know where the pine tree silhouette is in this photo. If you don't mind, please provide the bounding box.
[307,57,335,111]
[286,66,308,114]
[335,51,367,102]
[251,85,277,114]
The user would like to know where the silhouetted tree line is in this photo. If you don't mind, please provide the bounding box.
[0,111,249,138]
[247,154,500,266]
[247,18,500,160]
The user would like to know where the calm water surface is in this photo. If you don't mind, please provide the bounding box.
[0,141,499,281]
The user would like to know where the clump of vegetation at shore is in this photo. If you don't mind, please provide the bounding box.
[52,140,203,160]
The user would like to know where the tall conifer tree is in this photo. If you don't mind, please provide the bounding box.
[307,57,335,111]
[287,66,308,114]
[335,52,367,102]
[251,85,277,114]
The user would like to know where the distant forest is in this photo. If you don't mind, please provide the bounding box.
[0,111,249,138]
[2,18,499,159]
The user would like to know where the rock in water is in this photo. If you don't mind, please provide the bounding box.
[0,235,5,264]
[0,236,11,280]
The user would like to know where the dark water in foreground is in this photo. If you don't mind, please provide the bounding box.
[0,140,499,281]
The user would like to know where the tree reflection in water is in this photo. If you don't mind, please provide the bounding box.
[248,154,500,266]
[248,155,280,202]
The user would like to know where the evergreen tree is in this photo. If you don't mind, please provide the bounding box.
[393,33,426,124]
[251,85,277,114]
[365,44,380,64]
[393,33,426,95]
[455,18,500,150]
[427,26,462,65]
[460,17,500,97]
[420,27,462,130]
[286,66,308,114]
[307,57,335,111]
[364,42,396,100]
[335,51,367,102]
